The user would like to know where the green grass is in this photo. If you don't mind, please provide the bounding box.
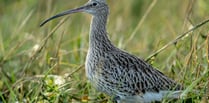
[0,0,208,102]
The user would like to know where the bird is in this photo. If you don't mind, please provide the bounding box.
[40,0,183,102]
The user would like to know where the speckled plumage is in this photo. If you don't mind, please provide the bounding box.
[40,0,183,102]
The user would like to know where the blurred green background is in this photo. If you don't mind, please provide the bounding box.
[0,0,208,102]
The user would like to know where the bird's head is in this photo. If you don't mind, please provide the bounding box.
[40,0,109,26]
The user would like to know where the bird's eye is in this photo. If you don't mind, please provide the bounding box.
[92,3,98,6]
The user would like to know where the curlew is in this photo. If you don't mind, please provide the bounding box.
[40,0,183,102]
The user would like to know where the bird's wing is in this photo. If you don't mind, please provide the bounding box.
[98,50,182,96]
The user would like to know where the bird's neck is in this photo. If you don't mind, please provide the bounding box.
[89,14,114,51]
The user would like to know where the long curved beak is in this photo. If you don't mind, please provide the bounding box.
[40,6,86,27]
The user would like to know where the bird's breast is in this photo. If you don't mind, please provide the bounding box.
[85,50,94,81]
[85,50,101,81]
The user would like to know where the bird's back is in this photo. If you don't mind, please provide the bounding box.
[85,47,183,102]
